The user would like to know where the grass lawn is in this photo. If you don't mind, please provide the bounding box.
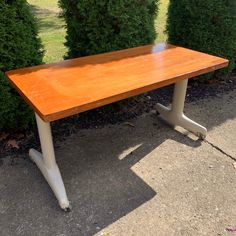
[156,0,169,43]
[28,0,169,63]
[28,0,67,63]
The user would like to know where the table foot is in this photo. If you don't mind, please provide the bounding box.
[156,103,207,139]
[30,113,70,210]
[29,149,70,210]
[156,79,207,139]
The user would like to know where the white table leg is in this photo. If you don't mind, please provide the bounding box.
[156,79,207,139]
[29,113,70,211]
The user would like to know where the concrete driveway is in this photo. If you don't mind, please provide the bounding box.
[1,89,236,236]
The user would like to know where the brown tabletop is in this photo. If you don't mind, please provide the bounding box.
[6,43,228,122]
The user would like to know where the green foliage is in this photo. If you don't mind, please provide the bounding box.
[166,0,236,79]
[0,0,43,131]
[59,0,158,58]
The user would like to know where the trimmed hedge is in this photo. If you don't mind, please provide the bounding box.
[166,0,236,79]
[0,0,43,131]
[59,0,158,58]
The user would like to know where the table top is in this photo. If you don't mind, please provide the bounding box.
[6,43,228,122]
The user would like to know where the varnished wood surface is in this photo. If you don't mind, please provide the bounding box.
[6,43,228,122]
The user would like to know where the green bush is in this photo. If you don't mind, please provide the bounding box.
[59,0,158,58]
[0,0,43,131]
[166,0,236,79]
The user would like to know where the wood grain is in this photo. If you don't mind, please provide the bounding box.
[6,43,229,122]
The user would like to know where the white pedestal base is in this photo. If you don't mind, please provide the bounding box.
[30,114,70,211]
[29,149,70,210]
[156,79,207,139]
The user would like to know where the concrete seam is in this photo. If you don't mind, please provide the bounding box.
[204,139,236,162]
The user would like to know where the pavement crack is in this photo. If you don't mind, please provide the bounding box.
[204,139,236,162]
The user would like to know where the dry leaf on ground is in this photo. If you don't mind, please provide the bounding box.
[226,226,236,233]
[0,132,9,141]
[7,139,20,149]
[123,122,135,127]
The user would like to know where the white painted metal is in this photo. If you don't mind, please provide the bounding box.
[29,113,70,210]
[156,79,207,139]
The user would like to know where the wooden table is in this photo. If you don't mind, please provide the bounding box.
[6,43,228,210]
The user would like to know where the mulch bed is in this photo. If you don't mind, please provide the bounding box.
[1,74,236,159]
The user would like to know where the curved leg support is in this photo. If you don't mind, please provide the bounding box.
[156,104,207,139]
[30,114,70,211]
[156,79,207,139]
